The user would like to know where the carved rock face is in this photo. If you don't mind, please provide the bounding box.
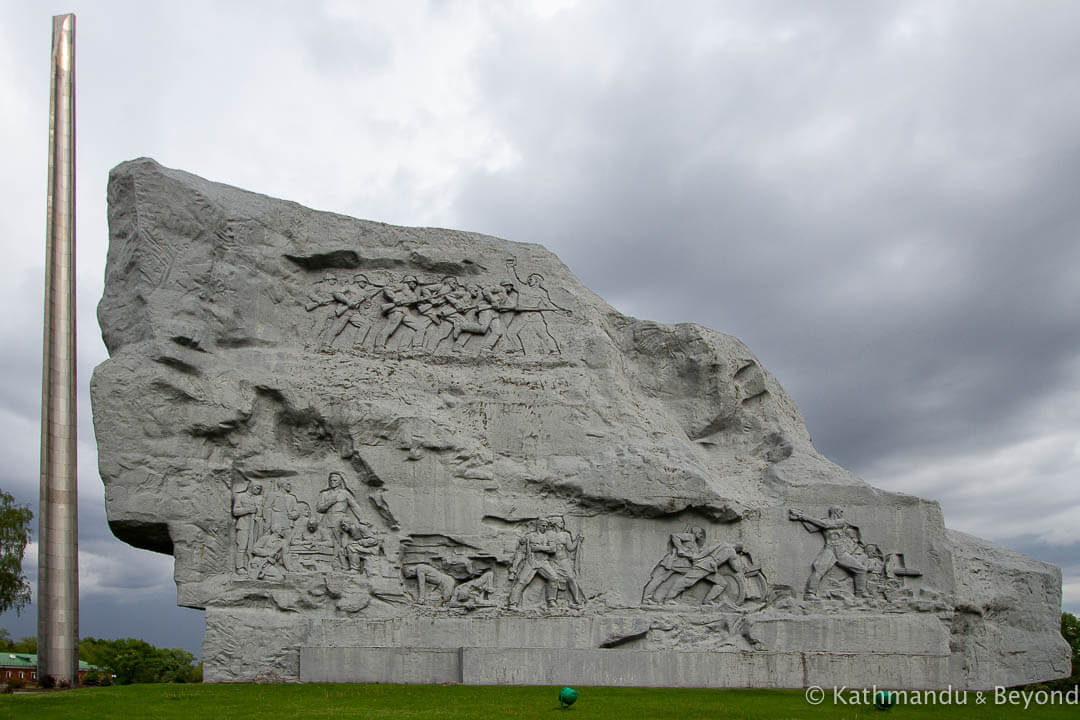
[92,159,1069,688]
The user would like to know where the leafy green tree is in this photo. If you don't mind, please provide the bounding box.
[1062,612,1079,680]
[1062,612,1079,662]
[0,490,33,615]
[79,637,199,684]
[1029,612,1080,691]
[0,630,37,653]
[10,636,36,653]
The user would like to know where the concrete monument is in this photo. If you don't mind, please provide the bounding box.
[91,159,1070,688]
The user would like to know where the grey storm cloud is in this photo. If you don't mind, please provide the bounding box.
[1,0,1078,652]
[449,1,1080,477]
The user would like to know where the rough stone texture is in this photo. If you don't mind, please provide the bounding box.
[299,646,955,689]
[946,530,1070,688]
[91,159,1070,688]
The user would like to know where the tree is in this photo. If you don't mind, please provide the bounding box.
[0,630,35,653]
[1062,611,1080,662]
[1062,612,1080,681]
[0,490,33,615]
[79,637,200,684]
[9,636,36,653]
[1028,612,1080,691]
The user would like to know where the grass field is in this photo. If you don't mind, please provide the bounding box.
[1,683,1077,720]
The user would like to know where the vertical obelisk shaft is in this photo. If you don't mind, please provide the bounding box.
[38,12,79,688]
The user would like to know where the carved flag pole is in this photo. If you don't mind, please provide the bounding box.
[38,12,79,687]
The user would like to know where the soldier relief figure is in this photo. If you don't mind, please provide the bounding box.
[308,273,383,350]
[641,526,764,607]
[508,517,585,610]
[398,534,500,610]
[231,479,264,574]
[375,274,426,349]
[789,506,868,598]
[402,562,457,605]
[227,470,392,591]
[230,476,308,580]
[547,516,585,607]
[303,258,571,356]
[449,569,496,609]
[507,518,558,608]
[315,472,369,570]
[789,505,923,602]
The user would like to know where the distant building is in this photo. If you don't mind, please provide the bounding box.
[1,653,102,685]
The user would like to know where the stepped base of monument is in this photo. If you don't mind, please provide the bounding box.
[201,607,1047,689]
[298,646,957,689]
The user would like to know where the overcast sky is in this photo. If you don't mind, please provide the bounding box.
[1,1,1078,655]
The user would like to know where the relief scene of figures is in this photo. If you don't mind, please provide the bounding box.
[305,259,571,357]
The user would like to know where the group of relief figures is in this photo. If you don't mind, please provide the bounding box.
[231,472,390,581]
[304,259,571,356]
[403,515,585,611]
[642,526,768,608]
[788,505,921,600]
[229,472,584,611]
[231,470,920,612]
[638,507,923,609]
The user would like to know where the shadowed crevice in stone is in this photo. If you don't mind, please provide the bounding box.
[285,250,488,278]
[109,519,173,556]
[284,250,362,270]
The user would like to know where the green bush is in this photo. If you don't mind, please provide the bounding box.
[1056,612,1080,689]
[81,670,113,687]
[1024,612,1080,692]
[0,633,36,653]
[79,637,198,685]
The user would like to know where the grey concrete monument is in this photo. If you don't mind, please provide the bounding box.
[91,159,1070,688]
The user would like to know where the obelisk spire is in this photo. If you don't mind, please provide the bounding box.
[38,12,79,688]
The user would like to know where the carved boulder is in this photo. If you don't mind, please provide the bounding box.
[91,158,1070,688]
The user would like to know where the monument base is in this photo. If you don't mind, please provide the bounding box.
[298,646,955,689]
[199,608,1051,689]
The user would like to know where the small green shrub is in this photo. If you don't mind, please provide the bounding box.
[82,671,113,687]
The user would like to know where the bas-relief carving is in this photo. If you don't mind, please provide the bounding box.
[223,257,950,649]
[228,246,949,627]
[314,472,367,570]
[224,469,943,628]
[449,569,496,609]
[641,526,767,609]
[399,534,499,609]
[304,259,572,357]
[96,161,1070,687]
[507,516,585,610]
[788,506,930,608]
[231,480,263,573]
[225,470,399,613]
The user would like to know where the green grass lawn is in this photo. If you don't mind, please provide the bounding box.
[1,683,1076,720]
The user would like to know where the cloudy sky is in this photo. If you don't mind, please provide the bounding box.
[2,1,1078,655]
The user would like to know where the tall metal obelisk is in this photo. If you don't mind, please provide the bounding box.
[38,12,79,688]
